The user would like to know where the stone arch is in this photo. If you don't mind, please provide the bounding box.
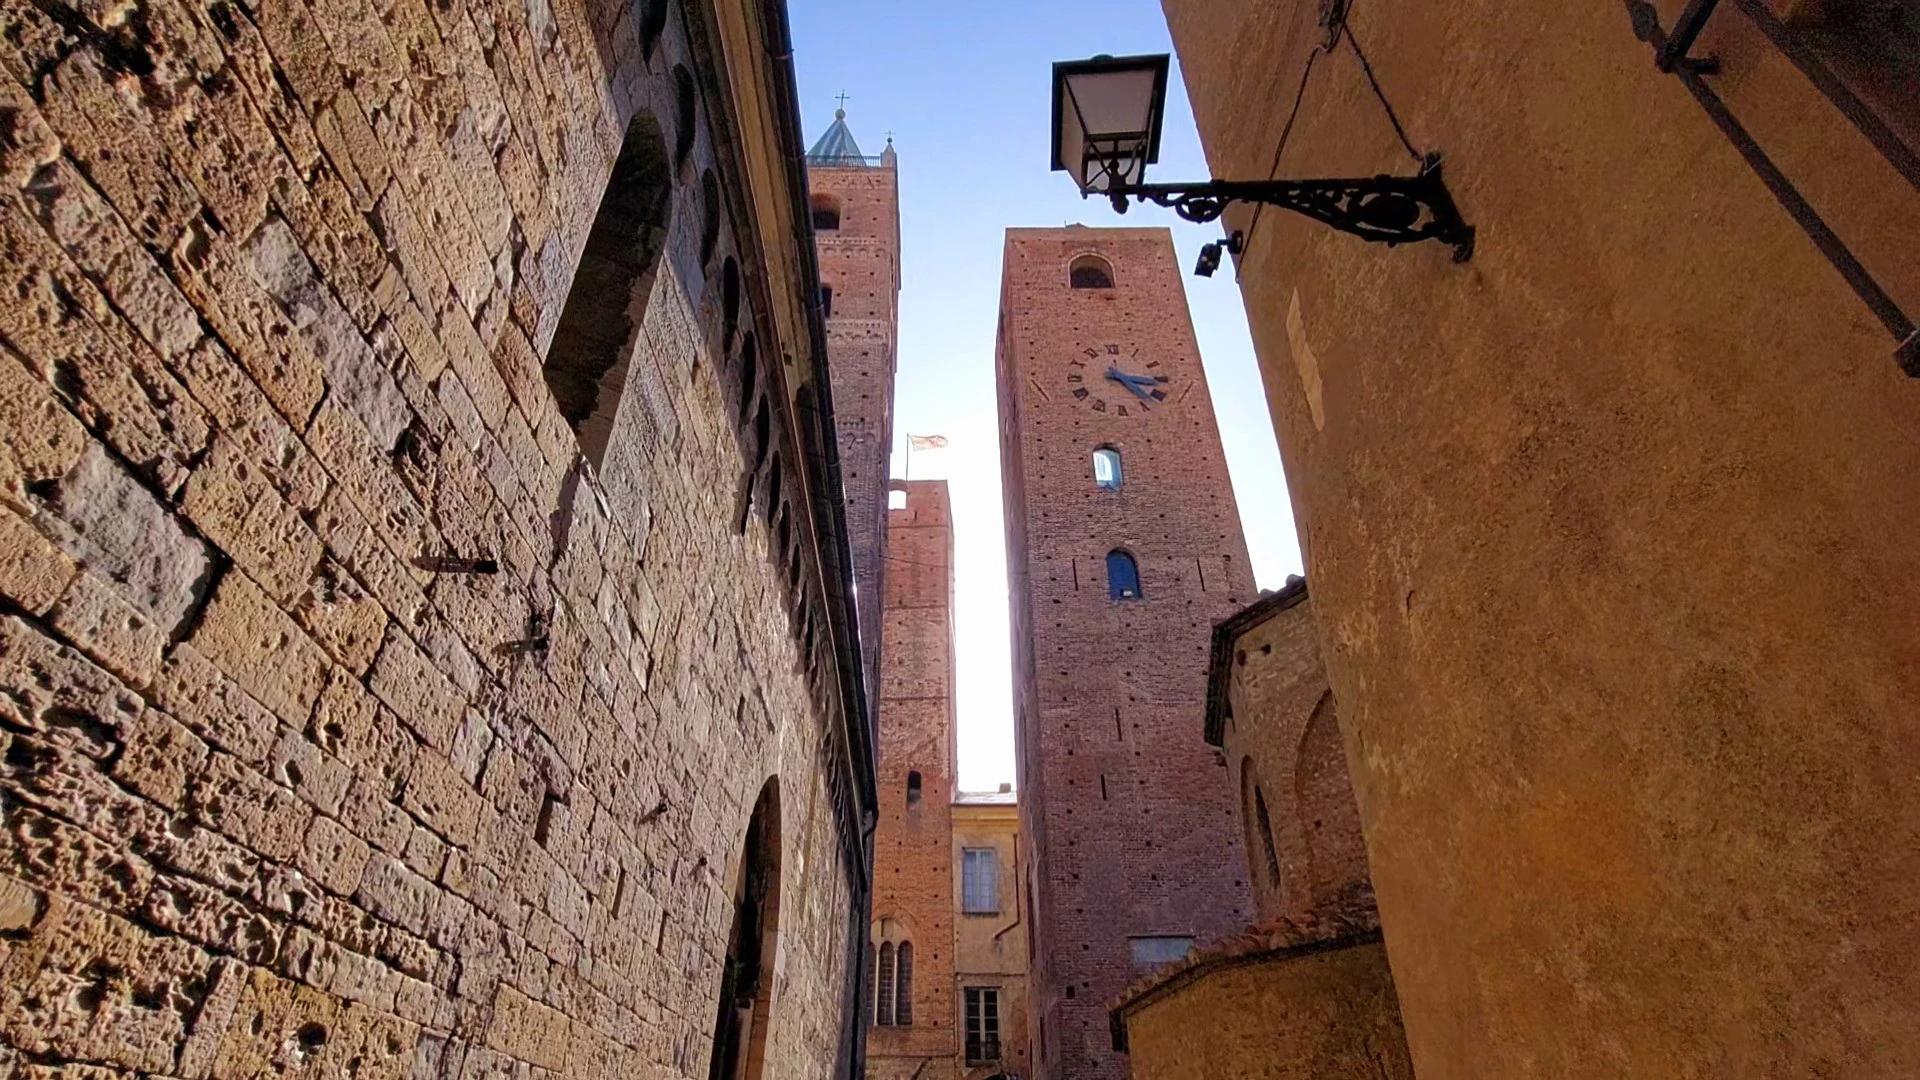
[543,111,671,469]
[707,778,782,1080]
[1069,252,1114,289]
[1295,692,1366,908]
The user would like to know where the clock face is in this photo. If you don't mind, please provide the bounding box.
[1065,343,1172,418]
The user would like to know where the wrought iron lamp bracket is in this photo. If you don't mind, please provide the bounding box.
[1101,153,1475,262]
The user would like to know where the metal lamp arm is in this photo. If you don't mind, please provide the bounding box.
[1101,155,1474,262]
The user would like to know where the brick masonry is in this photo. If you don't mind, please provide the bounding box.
[996,227,1255,1080]
[866,480,958,1079]
[807,144,900,723]
[0,0,870,1077]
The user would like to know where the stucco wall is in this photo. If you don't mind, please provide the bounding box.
[1119,935,1410,1080]
[951,800,1030,1080]
[0,0,864,1075]
[1163,0,1920,1074]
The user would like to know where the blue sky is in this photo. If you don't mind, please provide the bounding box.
[791,1,1303,791]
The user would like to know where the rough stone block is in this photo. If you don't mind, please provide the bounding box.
[49,571,167,687]
[188,571,330,729]
[111,709,210,811]
[29,444,213,637]
[368,629,465,752]
[0,506,76,616]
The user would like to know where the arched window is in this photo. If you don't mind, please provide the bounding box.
[672,65,697,168]
[894,942,914,1026]
[906,770,923,806]
[699,169,721,267]
[875,942,896,1025]
[544,112,670,467]
[1107,550,1141,600]
[721,258,741,350]
[811,193,841,231]
[706,780,780,1080]
[639,0,666,57]
[1093,446,1122,490]
[1070,254,1114,289]
[1254,784,1281,886]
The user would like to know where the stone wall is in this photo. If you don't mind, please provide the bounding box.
[866,480,957,1079]
[0,0,866,1076]
[1162,0,1920,1073]
[995,227,1255,1080]
[1213,585,1369,922]
[1113,920,1411,1080]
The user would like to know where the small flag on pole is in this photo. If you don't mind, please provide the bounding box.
[907,434,949,450]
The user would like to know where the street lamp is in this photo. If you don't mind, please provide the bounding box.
[1050,53,1475,263]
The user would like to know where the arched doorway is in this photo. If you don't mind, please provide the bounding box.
[708,779,782,1080]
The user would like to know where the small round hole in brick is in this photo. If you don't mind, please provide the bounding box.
[295,1022,328,1056]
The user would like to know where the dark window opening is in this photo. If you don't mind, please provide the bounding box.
[752,396,770,471]
[820,284,834,320]
[543,113,670,468]
[721,259,741,350]
[639,0,666,58]
[906,770,923,806]
[875,941,896,1026]
[1255,785,1281,886]
[672,65,697,168]
[705,781,780,1080]
[895,942,914,1026]
[1107,550,1141,601]
[1070,254,1114,289]
[699,169,721,267]
[810,193,841,231]
[964,987,1001,1064]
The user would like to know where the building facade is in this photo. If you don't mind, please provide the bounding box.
[1107,579,1411,1079]
[806,111,902,722]
[1162,0,1920,1074]
[868,480,960,1079]
[0,1,878,1078]
[996,226,1256,1079]
[951,791,1032,1080]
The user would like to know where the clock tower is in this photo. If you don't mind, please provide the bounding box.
[996,227,1255,1079]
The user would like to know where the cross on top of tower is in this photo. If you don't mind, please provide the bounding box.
[834,90,850,119]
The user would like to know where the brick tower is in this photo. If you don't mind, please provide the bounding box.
[868,480,960,1079]
[996,227,1256,1079]
[807,111,901,717]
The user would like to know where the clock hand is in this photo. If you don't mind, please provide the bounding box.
[1105,366,1158,401]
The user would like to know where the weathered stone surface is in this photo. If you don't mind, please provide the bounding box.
[0,0,868,1075]
[0,509,76,617]
[28,445,212,638]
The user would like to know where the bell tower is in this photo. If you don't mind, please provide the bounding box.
[996,226,1255,1079]
[807,109,901,719]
